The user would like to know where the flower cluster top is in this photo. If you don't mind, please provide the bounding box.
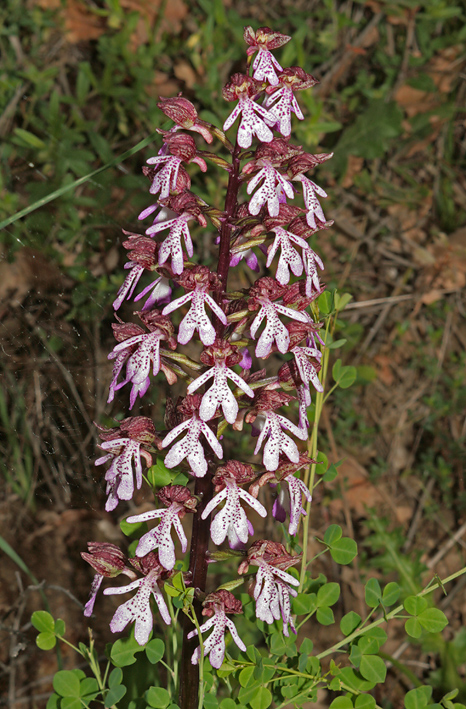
[83,25,332,669]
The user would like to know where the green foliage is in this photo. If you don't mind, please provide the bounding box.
[331,100,403,175]
[16,4,466,709]
[322,524,358,565]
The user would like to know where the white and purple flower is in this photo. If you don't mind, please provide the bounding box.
[187,590,246,669]
[162,413,223,477]
[247,163,294,217]
[201,476,267,548]
[104,555,171,646]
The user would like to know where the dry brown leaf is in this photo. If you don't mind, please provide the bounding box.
[63,0,107,43]
[374,354,395,386]
[32,0,187,45]
[328,455,390,519]
[146,71,181,99]
[174,61,198,89]
[341,156,364,188]
[120,0,187,49]
[394,84,439,118]
[421,232,466,291]
[0,247,68,306]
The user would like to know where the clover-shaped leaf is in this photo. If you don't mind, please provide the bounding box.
[359,655,386,684]
[382,582,400,607]
[340,611,361,636]
[365,578,382,608]
[404,686,433,709]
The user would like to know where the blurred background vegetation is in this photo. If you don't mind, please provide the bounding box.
[1,0,466,705]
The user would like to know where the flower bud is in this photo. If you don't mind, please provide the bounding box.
[81,543,128,577]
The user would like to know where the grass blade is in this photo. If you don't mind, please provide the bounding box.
[0,131,159,231]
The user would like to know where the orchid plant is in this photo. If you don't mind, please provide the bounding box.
[32,24,460,709]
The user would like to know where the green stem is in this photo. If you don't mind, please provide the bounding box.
[316,566,466,659]
[185,608,205,709]
[299,318,331,592]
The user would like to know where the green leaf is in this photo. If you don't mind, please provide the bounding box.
[333,100,403,174]
[204,694,219,709]
[54,619,66,636]
[404,596,428,616]
[358,635,382,656]
[323,463,340,482]
[359,655,387,684]
[327,338,347,350]
[217,578,244,592]
[350,644,362,668]
[220,701,239,709]
[239,666,257,688]
[316,450,329,470]
[316,606,335,625]
[328,678,342,691]
[336,364,357,389]
[80,678,99,696]
[147,459,173,488]
[365,579,382,608]
[146,687,171,708]
[339,666,375,692]
[172,572,185,591]
[120,517,148,538]
[317,582,340,607]
[250,687,272,709]
[46,694,60,709]
[330,538,358,565]
[334,292,353,311]
[36,632,57,650]
[105,685,126,708]
[239,685,261,705]
[61,698,81,709]
[329,697,353,709]
[404,686,433,709]
[300,637,314,654]
[14,128,46,149]
[318,290,333,315]
[360,628,387,652]
[443,690,459,702]
[382,582,400,607]
[88,133,114,164]
[31,610,55,633]
[53,670,81,697]
[110,635,144,667]
[108,668,123,688]
[269,632,288,656]
[405,617,422,638]
[340,612,361,636]
[332,359,342,382]
[146,638,165,664]
[246,645,261,663]
[418,608,448,633]
[324,524,342,546]
[281,682,301,699]
[355,695,376,709]
[292,593,317,615]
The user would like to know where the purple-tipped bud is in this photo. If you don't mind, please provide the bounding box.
[157,96,213,143]
[222,74,264,101]
[202,589,243,617]
[243,26,291,52]
[157,484,198,512]
[213,461,257,490]
[158,96,199,127]
[81,543,128,578]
